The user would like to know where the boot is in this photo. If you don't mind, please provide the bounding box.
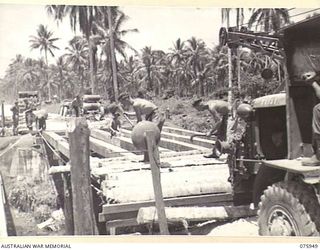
[302,134,320,166]
[301,155,320,166]
[204,149,220,159]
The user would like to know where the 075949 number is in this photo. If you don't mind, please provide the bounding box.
[300,244,319,248]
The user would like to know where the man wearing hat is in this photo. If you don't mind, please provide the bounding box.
[192,97,230,158]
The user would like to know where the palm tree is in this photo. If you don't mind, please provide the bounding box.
[7,55,24,97]
[248,9,290,32]
[47,5,104,94]
[168,38,188,97]
[140,46,155,91]
[186,37,207,97]
[137,47,166,96]
[64,36,88,92]
[117,56,140,95]
[92,9,138,99]
[21,58,40,90]
[55,56,69,100]
[29,24,59,101]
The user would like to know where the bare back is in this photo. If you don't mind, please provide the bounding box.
[206,100,229,116]
[132,98,158,116]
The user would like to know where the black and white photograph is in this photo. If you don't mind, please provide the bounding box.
[0,3,320,240]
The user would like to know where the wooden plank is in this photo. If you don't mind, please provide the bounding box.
[103,178,231,203]
[91,129,121,147]
[121,128,214,148]
[69,118,97,235]
[121,128,211,152]
[145,130,169,235]
[105,218,139,229]
[162,126,216,139]
[263,159,320,174]
[92,156,225,176]
[89,137,136,158]
[42,131,70,158]
[49,165,70,174]
[92,150,210,164]
[137,205,257,224]
[91,128,171,154]
[101,193,233,215]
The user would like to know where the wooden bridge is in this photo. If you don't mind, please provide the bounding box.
[41,120,254,235]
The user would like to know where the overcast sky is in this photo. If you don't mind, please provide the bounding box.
[0,5,318,78]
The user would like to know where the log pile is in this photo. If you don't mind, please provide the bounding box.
[101,163,231,203]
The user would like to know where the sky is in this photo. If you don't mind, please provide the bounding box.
[0,5,319,78]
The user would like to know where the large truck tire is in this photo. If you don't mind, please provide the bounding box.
[258,181,320,236]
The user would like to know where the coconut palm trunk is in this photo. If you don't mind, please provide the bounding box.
[87,35,96,94]
[107,6,119,101]
[45,51,51,101]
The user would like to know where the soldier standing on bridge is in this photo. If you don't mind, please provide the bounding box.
[117,92,165,132]
[192,96,230,158]
[10,101,19,135]
[71,95,82,117]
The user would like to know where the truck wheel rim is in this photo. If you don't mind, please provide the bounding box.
[267,205,299,236]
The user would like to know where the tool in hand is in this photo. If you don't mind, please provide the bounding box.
[190,133,210,142]
[122,113,134,128]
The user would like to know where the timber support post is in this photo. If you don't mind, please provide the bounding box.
[145,130,169,235]
[68,117,97,235]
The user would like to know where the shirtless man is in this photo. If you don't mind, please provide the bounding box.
[192,98,230,158]
[118,93,165,162]
[118,92,165,131]
[100,103,122,137]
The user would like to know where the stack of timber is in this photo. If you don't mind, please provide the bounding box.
[100,163,231,203]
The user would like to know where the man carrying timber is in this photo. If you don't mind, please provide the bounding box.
[192,98,230,158]
[118,92,165,132]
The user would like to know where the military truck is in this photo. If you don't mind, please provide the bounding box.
[17,91,39,113]
[82,94,102,120]
[219,15,320,236]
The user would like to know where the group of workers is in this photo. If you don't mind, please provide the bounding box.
[100,73,320,167]
[10,71,320,167]
[10,96,47,135]
[95,91,232,160]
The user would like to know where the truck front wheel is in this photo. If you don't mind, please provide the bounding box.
[258,181,320,236]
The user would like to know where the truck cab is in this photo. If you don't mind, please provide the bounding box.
[18,91,40,113]
[221,15,320,236]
